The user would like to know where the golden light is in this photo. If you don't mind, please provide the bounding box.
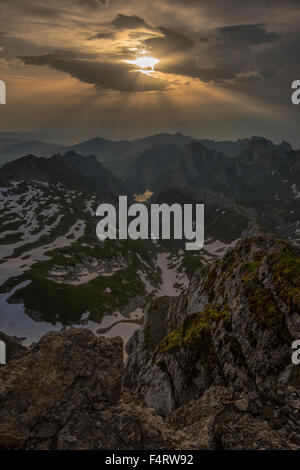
[125,56,160,74]
[134,190,153,202]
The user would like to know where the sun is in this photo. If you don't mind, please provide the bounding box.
[125,56,160,74]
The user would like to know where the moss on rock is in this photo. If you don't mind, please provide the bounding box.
[242,246,294,343]
[267,244,300,314]
[158,304,231,355]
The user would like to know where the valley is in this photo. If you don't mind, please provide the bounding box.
[0,179,231,353]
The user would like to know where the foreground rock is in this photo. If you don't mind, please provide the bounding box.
[168,386,297,450]
[0,328,297,449]
[0,329,178,450]
[124,236,300,439]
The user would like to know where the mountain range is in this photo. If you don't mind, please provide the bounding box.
[1,131,295,168]
[0,134,299,243]
[0,132,193,167]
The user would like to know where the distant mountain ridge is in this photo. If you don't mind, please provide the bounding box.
[1,132,295,168]
[67,132,193,162]
[0,140,65,166]
[0,133,193,167]
[0,151,127,200]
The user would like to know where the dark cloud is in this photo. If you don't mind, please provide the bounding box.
[64,0,109,8]
[81,0,108,5]
[217,24,280,45]
[90,13,152,41]
[90,31,114,40]
[20,51,168,92]
[163,0,300,13]
[165,0,299,6]
[18,4,61,18]
[139,21,283,92]
[144,27,194,56]
[111,14,150,30]
[161,23,282,84]
[0,0,109,14]
[186,26,300,108]
[0,31,50,57]
[135,24,246,82]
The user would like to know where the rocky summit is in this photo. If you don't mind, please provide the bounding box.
[0,236,299,450]
[124,235,300,444]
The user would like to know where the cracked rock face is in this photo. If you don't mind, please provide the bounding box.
[0,329,123,449]
[0,327,297,450]
[0,329,179,450]
[124,236,300,437]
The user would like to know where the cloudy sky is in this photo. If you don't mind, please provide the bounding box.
[0,0,300,146]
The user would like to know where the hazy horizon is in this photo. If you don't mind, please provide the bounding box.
[0,129,298,150]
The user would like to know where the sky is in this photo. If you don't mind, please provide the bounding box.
[0,0,300,146]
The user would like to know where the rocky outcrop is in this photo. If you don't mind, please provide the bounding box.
[0,327,297,450]
[124,236,300,440]
[0,329,179,450]
[0,329,121,449]
[124,296,187,415]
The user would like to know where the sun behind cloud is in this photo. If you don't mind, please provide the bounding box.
[125,56,160,74]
